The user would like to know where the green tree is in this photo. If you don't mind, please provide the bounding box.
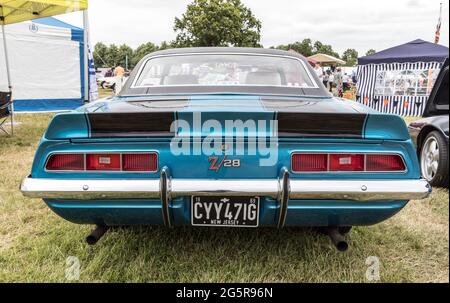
[313,41,340,58]
[104,44,119,67]
[93,42,108,67]
[118,44,134,69]
[132,42,159,67]
[276,39,313,57]
[341,48,359,66]
[159,41,172,50]
[365,49,376,56]
[173,0,262,47]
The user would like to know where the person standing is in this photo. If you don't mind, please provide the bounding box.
[323,70,329,89]
[328,71,334,93]
[114,64,126,95]
[334,68,343,97]
[314,63,324,83]
[342,73,350,92]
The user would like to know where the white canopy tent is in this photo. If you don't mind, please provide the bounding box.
[0,16,97,111]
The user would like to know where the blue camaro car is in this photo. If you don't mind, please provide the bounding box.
[21,48,431,250]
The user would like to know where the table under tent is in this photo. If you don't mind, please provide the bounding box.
[356,39,449,116]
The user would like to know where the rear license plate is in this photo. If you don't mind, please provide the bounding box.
[191,196,260,227]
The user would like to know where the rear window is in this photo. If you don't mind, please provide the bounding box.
[132,54,317,89]
[435,68,449,106]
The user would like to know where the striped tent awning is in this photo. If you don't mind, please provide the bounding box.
[356,61,443,117]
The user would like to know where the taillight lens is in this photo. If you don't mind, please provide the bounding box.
[45,153,158,172]
[329,154,364,171]
[291,153,405,173]
[122,153,158,172]
[366,154,405,172]
[46,154,84,171]
[86,154,121,171]
[292,154,327,172]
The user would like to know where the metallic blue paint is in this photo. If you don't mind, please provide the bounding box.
[44,197,407,227]
[30,94,423,227]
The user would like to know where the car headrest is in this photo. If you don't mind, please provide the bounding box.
[245,71,282,86]
[163,75,199,85]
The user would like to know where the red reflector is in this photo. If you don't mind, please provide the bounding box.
[86,154,121,171]
[329,154,364,171]
[366,154,405,171]
[292,154,327,172]
[46,154,84,171]
[122,153,158,172]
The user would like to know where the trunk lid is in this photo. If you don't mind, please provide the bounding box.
[44,95,409,141]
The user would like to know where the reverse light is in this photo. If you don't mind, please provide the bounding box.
[86,154,121,171]
[291,153,406,173]
[329,154,364,172]
[46,153,158,172]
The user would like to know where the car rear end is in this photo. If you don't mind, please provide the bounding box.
[21,97,431,229]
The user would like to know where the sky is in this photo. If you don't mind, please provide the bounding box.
[57,0,449,56]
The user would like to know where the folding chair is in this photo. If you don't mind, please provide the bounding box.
[0,91,13,135]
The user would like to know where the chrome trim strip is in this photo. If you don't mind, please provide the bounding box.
[160,167,172,228]
[21,178,432,202]
[289,180,432,201]
[277,168,290,229]
[130,52,319,89]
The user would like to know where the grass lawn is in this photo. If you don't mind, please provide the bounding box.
[0,99,448,282]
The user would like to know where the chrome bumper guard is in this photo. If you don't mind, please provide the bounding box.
[21,168,431,227]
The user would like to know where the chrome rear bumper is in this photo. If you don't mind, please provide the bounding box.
[21,175,431,202]
[21,167,431,228]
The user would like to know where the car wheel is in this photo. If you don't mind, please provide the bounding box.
[101,82,107,89]
[420,131,449,187]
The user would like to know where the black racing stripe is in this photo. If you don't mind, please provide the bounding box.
[277,113,367,138]
[88,112,175,138]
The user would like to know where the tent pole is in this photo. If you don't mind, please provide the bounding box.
[83,10,89,103]
[2,23,13,135]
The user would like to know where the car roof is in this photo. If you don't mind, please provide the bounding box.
[141,47,307,60]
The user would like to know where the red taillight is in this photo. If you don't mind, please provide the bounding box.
[329,154,364,171]
[45,153,158,172]
[291,153,405,173]
[86,154,121,171]
[122,153,158,172]
[292,154,327,172]
[46,154,84,171]
[366,154,405,172]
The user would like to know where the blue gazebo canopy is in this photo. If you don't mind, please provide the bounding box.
[359,39,449,65]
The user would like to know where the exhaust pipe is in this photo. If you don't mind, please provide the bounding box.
[326,227,349,252]
[86,225,109,245]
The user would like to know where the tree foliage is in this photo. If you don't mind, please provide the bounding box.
[275,39,340,59]
[173,0,261,47]
[93,1,374,70]
[341,48,359,66]
[365,49,376,56]
[312,41,340,58]
[275,39,314,57]
[132,42,158,67]
[93,41,174,69]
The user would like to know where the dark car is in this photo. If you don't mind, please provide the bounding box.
[408,58,449,187]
